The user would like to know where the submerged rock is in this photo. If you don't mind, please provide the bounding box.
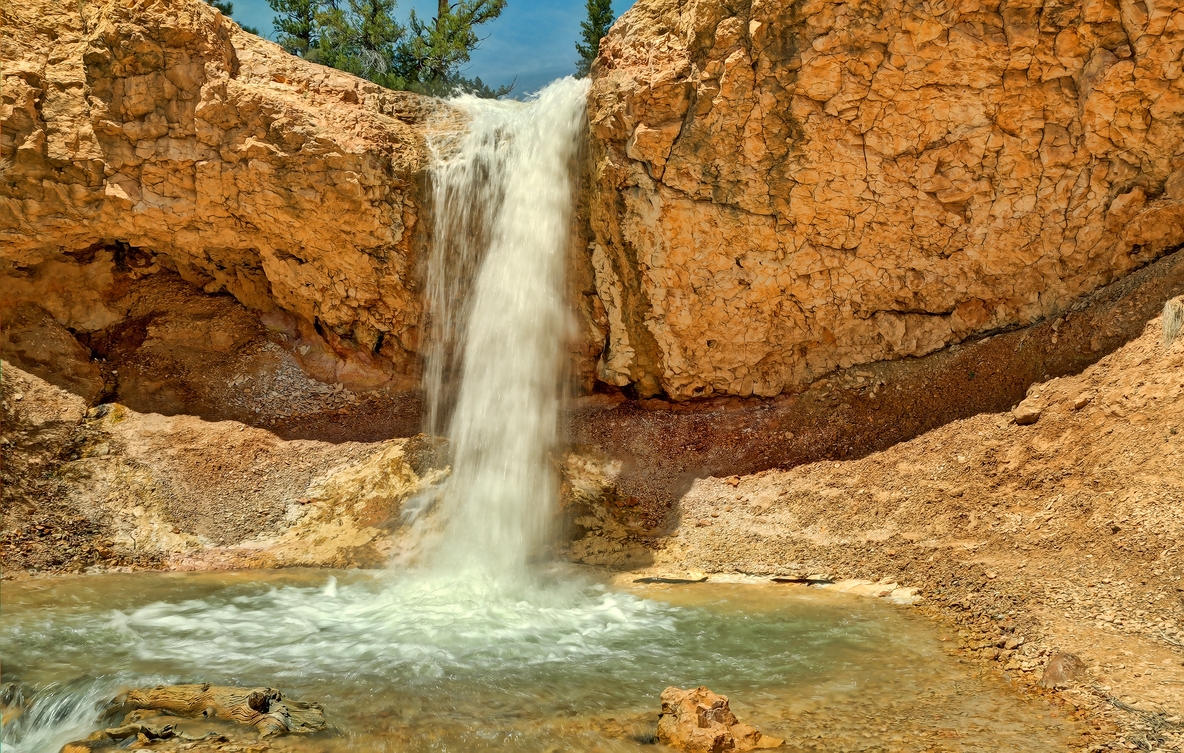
[657,686,784,751]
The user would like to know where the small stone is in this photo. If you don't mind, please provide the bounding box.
[1073,394,1092,409]
[1040,652,1086,687]
[1013,402,1041,425]
[657,687,783,752]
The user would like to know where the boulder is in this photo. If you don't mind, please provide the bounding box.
[657,686,784,752]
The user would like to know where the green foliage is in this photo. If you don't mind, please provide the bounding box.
[398,0,510,96]
[269,0,321,57]
[313,0,405,85]
[575,0,614,77]
[266,0,509,98]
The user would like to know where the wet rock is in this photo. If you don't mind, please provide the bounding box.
[1040,653,1087,688]
[657,686,784,751]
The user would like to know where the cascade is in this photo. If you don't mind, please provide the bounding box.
[416,77,589,575]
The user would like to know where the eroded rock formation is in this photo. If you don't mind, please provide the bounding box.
[1,361,437,571]
[587,0,1184,399]
[1,0,438,391]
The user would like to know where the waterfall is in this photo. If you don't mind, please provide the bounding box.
[417,77,589,576]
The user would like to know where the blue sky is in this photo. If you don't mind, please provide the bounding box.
[231,0,636,96]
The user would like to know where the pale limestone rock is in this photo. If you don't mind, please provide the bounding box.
[2,361,433,570]
[586,0,1184,399]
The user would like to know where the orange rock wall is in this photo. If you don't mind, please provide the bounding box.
[586,0,1184,398]
[1,0,440,389]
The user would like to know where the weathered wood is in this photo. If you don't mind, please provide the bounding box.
[119,684,326,736]
[59,684,326,752]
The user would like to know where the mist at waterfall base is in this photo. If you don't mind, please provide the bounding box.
[0,80,1077,752]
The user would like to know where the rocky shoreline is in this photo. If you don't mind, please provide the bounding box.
[589,308,1184,752]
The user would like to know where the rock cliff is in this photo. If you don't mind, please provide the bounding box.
[587,0,1184,398]
[7,0,1184,561]
[1,0,437,392]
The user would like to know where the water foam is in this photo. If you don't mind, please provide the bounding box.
[1,571,677,752]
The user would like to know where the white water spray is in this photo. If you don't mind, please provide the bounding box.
[418,77,589,575]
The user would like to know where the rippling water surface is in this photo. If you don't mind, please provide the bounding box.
[1,569,1077,752]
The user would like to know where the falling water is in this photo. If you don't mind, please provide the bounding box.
[418,77,589,575]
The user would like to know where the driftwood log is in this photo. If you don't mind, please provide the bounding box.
[60,722,227,752]
[119,684,326,736]
[59,684,326,752]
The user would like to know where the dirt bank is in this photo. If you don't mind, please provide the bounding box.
[573,304,1184,752]
[0,361,438,573]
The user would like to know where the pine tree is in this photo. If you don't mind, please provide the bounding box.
[314,0,405,83]
[269,0,323,57]
[396,0,511,97]
[267,0,510,97]
[575,0,614,77]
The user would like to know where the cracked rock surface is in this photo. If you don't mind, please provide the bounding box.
[586,0,1184,399]
[1,0,441,391]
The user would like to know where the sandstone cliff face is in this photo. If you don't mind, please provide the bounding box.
[1,0,438,390]
[587,0,1184,399]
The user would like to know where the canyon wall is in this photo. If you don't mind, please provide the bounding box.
[586,0,1184,399]
[1,0,438,394]
[8,0,1184,410]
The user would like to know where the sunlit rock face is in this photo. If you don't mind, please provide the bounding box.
[586,0,1184,399]
[0,0,436,390]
